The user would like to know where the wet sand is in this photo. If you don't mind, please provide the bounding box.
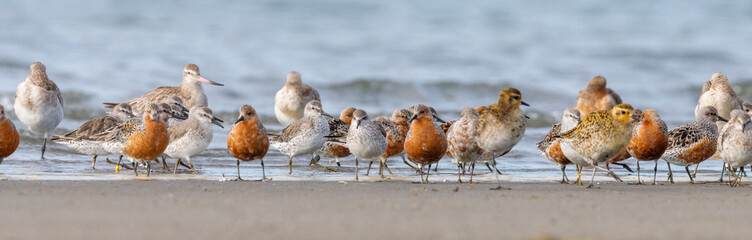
[1,180,751,240]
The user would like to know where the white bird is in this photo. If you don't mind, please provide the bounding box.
[14,62,64,159]
[717,109,752,187]
[274,72,321,126]
[345,109,387,181]
[163,106,224,174]
[270,100,334,174]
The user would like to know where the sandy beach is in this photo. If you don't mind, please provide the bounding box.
[1,180,751,240]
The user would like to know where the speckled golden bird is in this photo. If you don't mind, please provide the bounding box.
[557,104,637,188]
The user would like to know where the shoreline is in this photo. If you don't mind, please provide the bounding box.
[1,180,750,239]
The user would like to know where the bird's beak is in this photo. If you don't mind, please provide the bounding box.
[322,112,333,118]
[197,75,224,86]
[632,114,640,121]
[409,114,418,122]
[718,116,729,123]
[355,120,361,129]
[525,114,531,119]
[520,101,530,107]
[171,112,188,120]
[235,116,245,125]
[434,116,446,123]
[212,116,225,128]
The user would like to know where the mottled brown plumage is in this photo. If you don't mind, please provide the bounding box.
[574,76,622,115]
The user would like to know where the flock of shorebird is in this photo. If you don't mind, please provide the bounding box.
[1,62,751,188]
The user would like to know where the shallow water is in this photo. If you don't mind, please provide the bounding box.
[0,1,750,181]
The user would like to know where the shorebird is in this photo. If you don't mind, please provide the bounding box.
[537,108,581,184]
[374,108,413,174]
[274,71,321,126]
[695,73,742,125]
[405,104,447,183]
[557,104,637,188]
[574,76,622,115]
[477,88,528,189]
[94,103,176,172]
[104,64,223,115]
[344,109,387,180]
[96,104,170,176]
[162,96,190,127]
[14,62,64,159]
[315,107,355,167]
[447,107,484,183]
[626,109,669,184]
[270,100,335,174]
[717,109,752,187]
[603,109,643,175]
[163,106,223,174]
[51,103,135,169]
[227,105,270,181]
[0,104,20,164]
[662,106,727,184]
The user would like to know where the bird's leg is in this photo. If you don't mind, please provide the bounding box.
[91,156,97,169]
[742,166,747,177]
[730,166,739,187]
[605,164,623,181]
[146,161,151,177]
[417,164,425,183]
[288,156,293,175]
[587,163,598,188]
[636,160,642,185]
[560,165,568,184]
[719,163,727,183]
[173,158,181,174]
[485,161,502,175]
[355,157,359,182]
[652,160,658,185]
[260,159,270,181]
[366,161,373,176]
[162,156,169,171]
[457,163,463,183]
[310,155,337,172]
[685,165,694,184]
[133,162,138,176]
[41,136,47,160]
[433,163,439,174]
[383,160,394,176]
[575,165,583,186]
[692,163,700,178]
[235,159,244,181]
[469,162,475,184]
[379,157,385,179]
[726,164,732,186]
[178,160,191,169]
[426,164,431,183]
[666,162,674,184]
[489,157,510,190]
[186,157,197,174]
[597,165,622,182]
[612,162,634,173]
[402,155,423,174]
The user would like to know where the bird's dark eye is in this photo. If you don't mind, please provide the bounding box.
[621,111,626,114]
[512,96,520,100]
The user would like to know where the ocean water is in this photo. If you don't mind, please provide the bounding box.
[0,0,750,182]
